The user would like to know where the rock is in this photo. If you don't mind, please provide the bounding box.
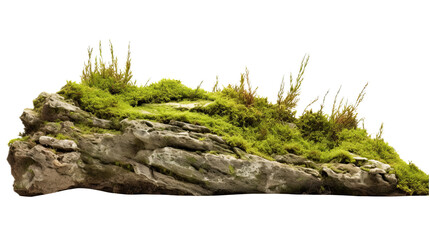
[92,118,113,129]
[274,154,307,165]
[352,155,368,165]
[169,120,211,133]
[20,109,42,133]
[38,92,115,129]
[367,160,392,172]
[7,142,82,196]
[164,102,213,109]
[384,174,398,185]
[39,136,78,151]
[40,93,83,122]
[369,168,386,174]
[6,91,403,196]
[321,162,397,195]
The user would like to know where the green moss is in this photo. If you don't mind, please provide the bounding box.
[33,94,47,112]
[8,136,30,146]
[47,133,76,142]
[321,149,355,164]
[228,165,235,175]
[297,110,332,143]
[305,150,322,161]
[75,123,121,135]
[325,164,346,174]
[284,143,305,155]
[55,133,70,140]
[58,81,120,119]
[393,162,428,195]
[125,79,210,105]
[114,161,134,172]
[187,157,198,164]
[225,135,249,151]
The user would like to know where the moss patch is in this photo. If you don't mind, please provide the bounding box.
[8,136,30,146]
[74,123,122,135]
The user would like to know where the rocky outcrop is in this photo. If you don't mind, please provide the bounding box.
[7,92,404,196]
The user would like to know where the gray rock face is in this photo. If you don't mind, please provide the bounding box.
[6,92,404,196]
[35,92,114,129]
[321,164,397,195]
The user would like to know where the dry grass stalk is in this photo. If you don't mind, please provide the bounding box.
[330,83,369,135]
[212,75,220,92]
[303,96,319,113]
[277,55,309,111]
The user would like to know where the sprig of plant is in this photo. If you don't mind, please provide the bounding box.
[191,80,204,99]
[319,89,330,113]
[277,54,309,111]
[144,78,151,87]
[302,96,319,114]
[376,122,384,140]
[212,75,220,92]
[275,55,309,122]
[234,67,258,107]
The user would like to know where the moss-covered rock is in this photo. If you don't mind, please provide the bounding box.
[6,92,410,196]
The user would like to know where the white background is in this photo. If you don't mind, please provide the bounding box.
[1,1,428,239]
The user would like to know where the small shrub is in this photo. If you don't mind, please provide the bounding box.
[219,68,258,107]
[330,83,368,140]
[81,41,134,94]
[239,67,258,107]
